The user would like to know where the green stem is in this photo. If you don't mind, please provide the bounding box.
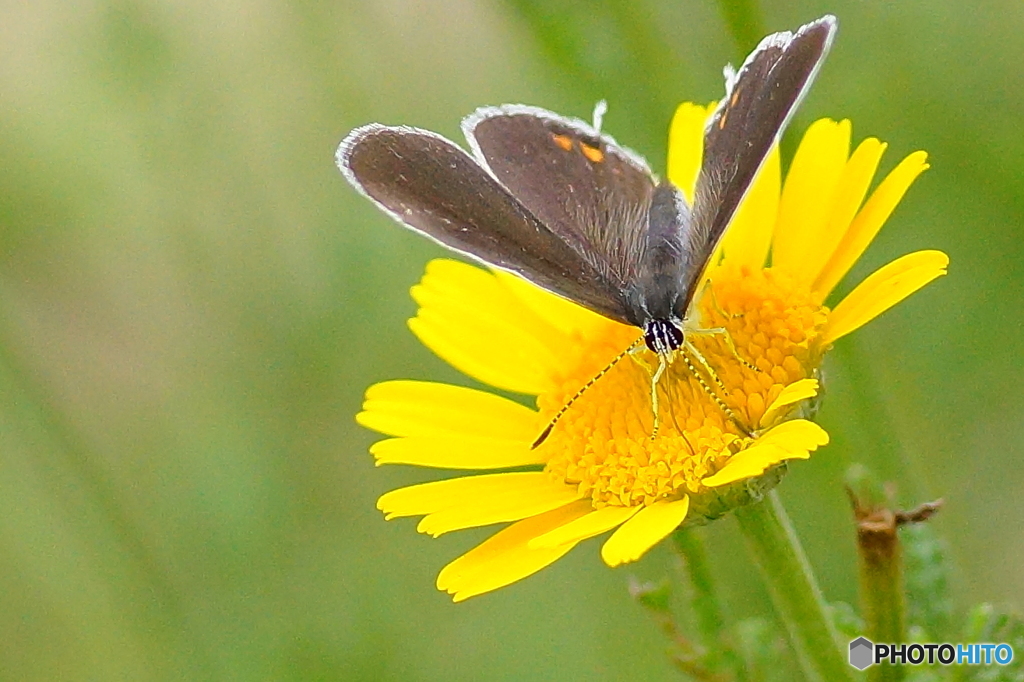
[859,523,906,682]
[733,491,853,682]
[628,578,721,681]
[673,527,744,679]
[672,527,728,647]
[846,464,908,682]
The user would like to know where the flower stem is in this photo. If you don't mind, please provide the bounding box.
[858,525,906,682]
[847,464,907,682]
[733,491,853,682]
[672,527,745,679]
[628,579,721,681]
[672,527,728,647]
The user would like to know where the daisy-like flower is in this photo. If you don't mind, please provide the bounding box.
[358,102,948,601]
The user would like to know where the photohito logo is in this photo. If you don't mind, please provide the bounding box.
[849,637,1014,670]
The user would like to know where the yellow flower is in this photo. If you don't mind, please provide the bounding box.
[357,103,948,601]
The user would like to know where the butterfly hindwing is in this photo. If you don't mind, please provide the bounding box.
[464,106,658,296]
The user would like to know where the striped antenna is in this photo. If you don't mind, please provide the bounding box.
[531,336,644,449]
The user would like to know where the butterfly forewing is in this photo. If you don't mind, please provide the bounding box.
[464,106,657,292]
[338,125,635,324]
[674,15,837,317]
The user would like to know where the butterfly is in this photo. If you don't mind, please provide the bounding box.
[337,15,837,445]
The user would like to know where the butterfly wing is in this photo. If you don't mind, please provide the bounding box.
[337,124,635,325]
[674,15,838,317]
[463,106,658,303]
[339,16,837,330]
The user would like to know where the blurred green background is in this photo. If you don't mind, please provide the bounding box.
[0,0,1021,679]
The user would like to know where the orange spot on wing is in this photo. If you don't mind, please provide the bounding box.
[580,142,604,164]
[719,87,741,129]
[552,134,573,151]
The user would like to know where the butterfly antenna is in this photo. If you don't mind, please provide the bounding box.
[532,336,643,449]
[649,352,669,440]
[592,100,608,132]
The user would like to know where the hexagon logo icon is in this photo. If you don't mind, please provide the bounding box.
[849,637,874,670]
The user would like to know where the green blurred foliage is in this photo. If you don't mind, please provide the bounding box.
[0,0,1021,679]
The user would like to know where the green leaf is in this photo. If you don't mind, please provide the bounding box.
[959,604,1024,682]
[829,601,865,641]
[903,523,954,641]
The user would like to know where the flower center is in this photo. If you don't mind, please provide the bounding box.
[539,265,829,508]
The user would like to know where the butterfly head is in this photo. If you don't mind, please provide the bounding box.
[642,318,684,356]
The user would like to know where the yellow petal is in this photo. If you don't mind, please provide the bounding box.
[408,312,546,394]
[667,102,716,202]
[823,250,949,345]
[437,501,592,601]
[600,497,690,567]
[759,378,820,428]
[358,380,538,440]
[370,436,542,469]
[757,419,830,451]
[376,471,577,518]
[493,269,616,342]
[813,151,930,300]
[719,146,780,272]
[801,138,888,286]
[417,482,582,537]
[773,119,852,274]
[701,443,790,487]
[409,259,567,394]
[529,505,639,549]
[703,420,828,487]
[378,472,580,535]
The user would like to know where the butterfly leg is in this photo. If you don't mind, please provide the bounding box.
[626,345,669,439]
[684,337,730,393]
[647,352,671,440]
[687,326,759,373]
[681,341,753,438]
[705,284,743,320]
